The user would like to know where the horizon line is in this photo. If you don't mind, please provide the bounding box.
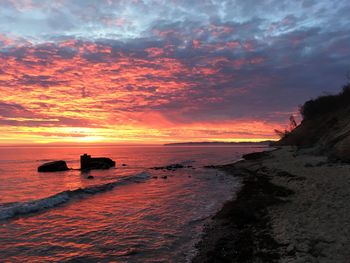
[0,139,277,147]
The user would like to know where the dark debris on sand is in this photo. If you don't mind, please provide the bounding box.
[192,151,294,263]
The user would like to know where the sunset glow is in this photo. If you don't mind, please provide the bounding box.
[0,0,349,144]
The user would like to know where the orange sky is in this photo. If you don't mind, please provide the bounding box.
[0,40,287,144]
[3,0,348,144]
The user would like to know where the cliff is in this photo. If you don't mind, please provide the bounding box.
[276,83,350,161]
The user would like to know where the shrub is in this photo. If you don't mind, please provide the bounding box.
[300,83,350,119]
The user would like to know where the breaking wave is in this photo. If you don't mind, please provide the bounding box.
[0,171,150,220]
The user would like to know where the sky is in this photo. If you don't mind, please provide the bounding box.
[0,0,349,144]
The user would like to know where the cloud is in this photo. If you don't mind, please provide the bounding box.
[0,0,349,142]
[0,101,31,118]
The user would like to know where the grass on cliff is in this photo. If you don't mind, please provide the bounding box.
[300,83,350,120]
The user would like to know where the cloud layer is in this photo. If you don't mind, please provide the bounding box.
[0,0,349,143]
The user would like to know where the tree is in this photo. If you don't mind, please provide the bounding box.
[289,115,297,131]
[275,115,298,139]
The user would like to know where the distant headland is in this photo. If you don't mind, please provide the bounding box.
[164,141,274,146]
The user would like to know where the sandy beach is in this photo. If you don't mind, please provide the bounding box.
[193,146,350,262]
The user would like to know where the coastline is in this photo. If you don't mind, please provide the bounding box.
[192,146,350,262]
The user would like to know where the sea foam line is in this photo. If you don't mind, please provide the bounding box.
[0,171,150,220]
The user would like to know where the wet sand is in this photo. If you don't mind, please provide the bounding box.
[193,146,350,262]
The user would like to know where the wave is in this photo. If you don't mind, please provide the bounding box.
[0,171,150,221]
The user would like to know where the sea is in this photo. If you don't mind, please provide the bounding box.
[0,145,267,262]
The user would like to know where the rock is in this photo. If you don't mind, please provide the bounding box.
[242,151,268,160]
[276,171,297,178]
[151,163,184,171]
[316,161,326,166]
[204,165,217,169]
[80,154,116,170]
[335,136,350,162]
[286,244,295,254]
[171,164,184,169]
[38,160,69,172]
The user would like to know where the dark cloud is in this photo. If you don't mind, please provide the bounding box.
[0,101,31,118]
[17,74,69,87]
[2,19,349,124]
[0,0,349,140]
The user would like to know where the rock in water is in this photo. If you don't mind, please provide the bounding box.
[150,163,184,171]
[80,154,116,170]
[38,161,69,172]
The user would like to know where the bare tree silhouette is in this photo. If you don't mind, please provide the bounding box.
[275,115,298,139]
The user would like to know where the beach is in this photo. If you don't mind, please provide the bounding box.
[193,146,350,262]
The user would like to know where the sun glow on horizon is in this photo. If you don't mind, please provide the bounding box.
[0,1,346,144]
[0,125,279,145]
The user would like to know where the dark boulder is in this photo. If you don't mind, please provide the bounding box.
[87,158,115,170]
[38,161,69,172]
[80,154,116,170]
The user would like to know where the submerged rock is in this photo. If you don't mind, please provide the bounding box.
[38,161,69,172]
[150,163,184,171]
[204,165,217,169]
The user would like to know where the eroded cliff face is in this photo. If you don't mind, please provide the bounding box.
[334,127,350,162]
[276,105,350,162]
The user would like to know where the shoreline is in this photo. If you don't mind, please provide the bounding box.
[192,146,350,262]
[192,148,291,262]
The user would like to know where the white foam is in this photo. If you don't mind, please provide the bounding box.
[0,171,150,220]
[0,192,70,220]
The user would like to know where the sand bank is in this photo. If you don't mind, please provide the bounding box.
[193,147,350,262]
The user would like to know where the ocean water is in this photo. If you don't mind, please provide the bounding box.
[0,145,266,262]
